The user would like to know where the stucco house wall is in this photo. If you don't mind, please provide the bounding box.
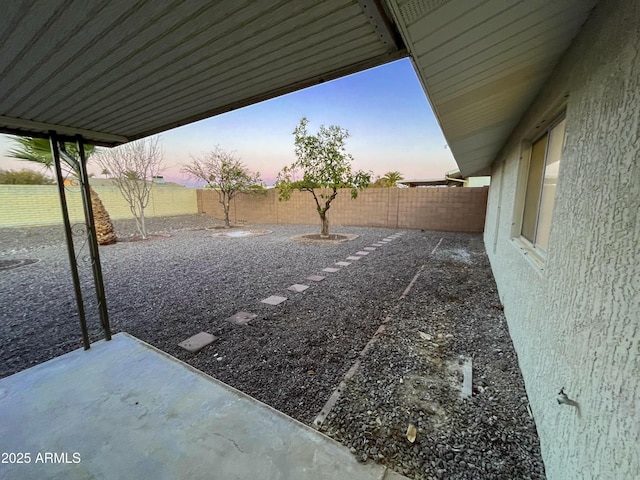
[483,1,639,478]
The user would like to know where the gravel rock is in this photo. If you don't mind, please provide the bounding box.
[0,214,546,479]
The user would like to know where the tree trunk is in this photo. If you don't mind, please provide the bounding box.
[139,209,147,240]
[320,212,329,238]
[223,203,231,227]
[90,187,117,245]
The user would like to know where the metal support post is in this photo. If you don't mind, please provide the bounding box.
[50,131,91,350]
[74,135,112,340]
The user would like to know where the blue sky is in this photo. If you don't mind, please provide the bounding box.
[0,58,457,186]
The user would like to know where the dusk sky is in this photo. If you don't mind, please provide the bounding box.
[0,58,457,186]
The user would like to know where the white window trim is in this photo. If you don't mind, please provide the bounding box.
[512,113,566,268]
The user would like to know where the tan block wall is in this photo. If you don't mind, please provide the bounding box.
[198,187,488,233]
[0,185,198,227]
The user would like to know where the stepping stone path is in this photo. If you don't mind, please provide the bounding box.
[288,284,309,292]
[178,332,217,353]
[261,295,287,305]
[226,311,257,325]
[188,232,407,355]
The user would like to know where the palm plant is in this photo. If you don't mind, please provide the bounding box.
[381,171,403,187]
[7,136,117,245]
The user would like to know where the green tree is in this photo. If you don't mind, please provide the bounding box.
[181,146,263,227]
[382,171,403,187]
[0,168,55,185]
[371,171,404,187]
[275,117,370,237]
[7,136,117,245]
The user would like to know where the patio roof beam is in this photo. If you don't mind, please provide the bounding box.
[1,116,129,146]
[357,0,404,53]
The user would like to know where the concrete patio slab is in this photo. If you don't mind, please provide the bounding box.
[178,331,217,353]
[261,295,287,305]
[335,262,351,266]
[0,333,404,480]
[287,284,309,292]
[226,311,258,325]
[306,275,325,282]
[322,267,339,273]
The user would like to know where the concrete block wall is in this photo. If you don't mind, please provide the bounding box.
[483,0,639,478]
[0,185,198,227]
[198,186,488,233]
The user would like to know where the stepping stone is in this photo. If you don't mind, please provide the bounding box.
[355,251,369,256]
[306,275,325,282]
[178,332,217,353]
[382,239,393,242]
[462,356,473,399]
[322,267,339,273]
[373,243,384,247]
[261,295,287,305]
[335,261,351,266]
[346,256,361,261]
[288,284,309,292]
[226,311,257,325]
[364,247,376,251]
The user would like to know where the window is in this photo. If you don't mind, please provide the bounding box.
[521,117,566,253]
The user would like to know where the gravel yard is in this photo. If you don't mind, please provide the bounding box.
[0,214,545,479]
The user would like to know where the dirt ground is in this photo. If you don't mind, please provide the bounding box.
[0,215,545,479]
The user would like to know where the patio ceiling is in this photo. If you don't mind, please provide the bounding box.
[385,0,597,176]
[0,0,405,146]
[1,0,597,176]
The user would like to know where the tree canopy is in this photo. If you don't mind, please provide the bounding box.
[0,168,55,185]
[275,117,370,237]
[181,146,262,227]
[372,171,404,187]
[7,136,94,178]
[94,137,163,239]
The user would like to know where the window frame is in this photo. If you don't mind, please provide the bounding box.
[513,113,566,265]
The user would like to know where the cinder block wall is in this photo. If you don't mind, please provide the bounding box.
[0,185,198,227]
[198,187,488,232]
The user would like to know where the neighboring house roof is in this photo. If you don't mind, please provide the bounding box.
[0,0,596,176]
[399,178,448,187]
[400,169,490,188]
